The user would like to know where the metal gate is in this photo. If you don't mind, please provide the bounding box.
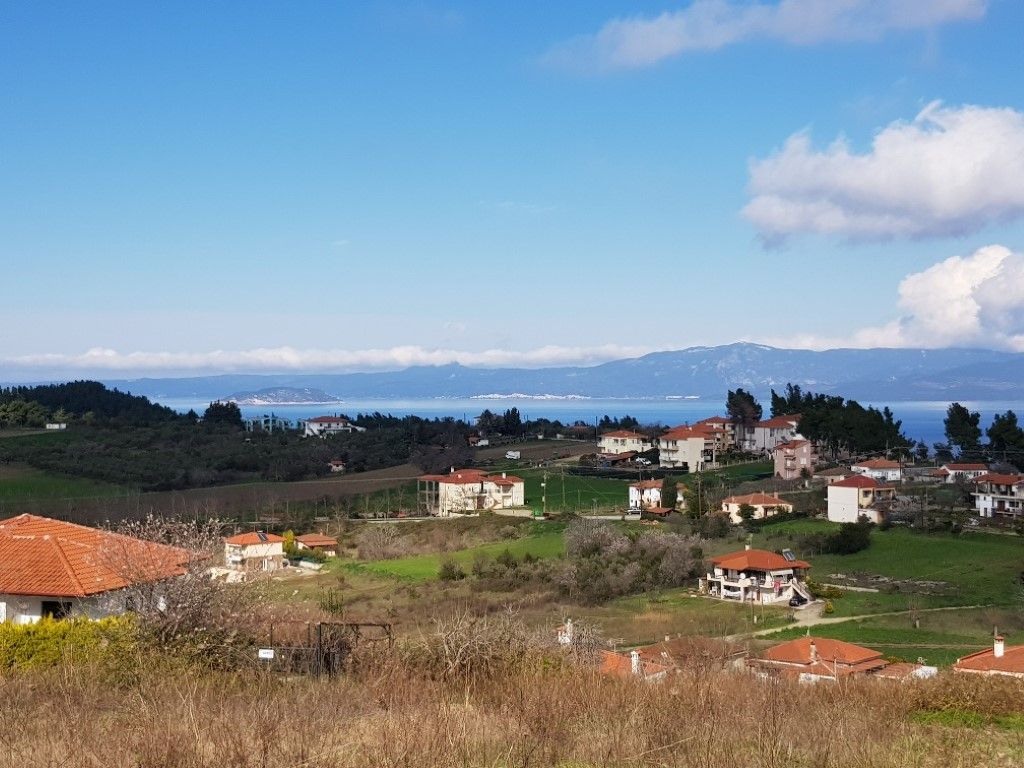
[258,621,393,676]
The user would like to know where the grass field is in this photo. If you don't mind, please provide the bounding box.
[349,527,566,581]
[0,464,127,505]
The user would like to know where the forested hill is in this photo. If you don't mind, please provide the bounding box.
[0,381,177,425]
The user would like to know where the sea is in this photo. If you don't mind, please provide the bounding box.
[152,397,1024,449]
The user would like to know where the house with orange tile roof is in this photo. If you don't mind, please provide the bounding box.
[416,469,526,515]
[694,416,736,449]
[0,514,191,624]
[851,458,903,483]
[827,474,896,524]
[954,636,1024,678]
[598,649,670,682]
[970,473,1024,518]
[720,492,794,524]
[773,439,814,480]
[598,430,654,456]
[736,415,801,453]
[295,533,338,557]
[703,546,812,605]
[224,531,285,573]
[657,426,716,471]
[749,636,889,682]
[933,462,988,484]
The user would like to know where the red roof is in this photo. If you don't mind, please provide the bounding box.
[972,473,1024,486]
[756,415,800,429]
[831,474,882,489]
[307,416,350,424]
[630,479,663,490]
[945,463,988,471]
[0,514,192,598]
[711,548,809,571]
[696,416,731,425]
[224,531,285,546]
[296,533,337,547]
[721,493,792,508]
[755,637,887,677]
[955,641,1024,675]
[774,439,808,451]
[659,427,706,441]
[598,650,670,680]
[601,430,648,440]
[417,469,523,486]
[853,459,901,470]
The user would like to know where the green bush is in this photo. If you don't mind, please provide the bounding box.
[0,616,138,671]
[438,559,466,581]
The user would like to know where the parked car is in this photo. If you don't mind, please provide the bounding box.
[635,458,652,466]
[789,594,808,607]
[505,450,521,460]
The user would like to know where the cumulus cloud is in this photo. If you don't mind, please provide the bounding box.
[2,344,656,377]
[764,245,1024,351]
[542,0,985,71]
[744,102,1024,243]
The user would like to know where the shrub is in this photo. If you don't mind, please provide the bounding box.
[438,559,466,581]
[0,616,138,671]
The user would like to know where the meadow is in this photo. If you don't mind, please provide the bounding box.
[0,463,128,507]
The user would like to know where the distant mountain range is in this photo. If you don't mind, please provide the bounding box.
[224,387,343,406]
[101,343,1024,403]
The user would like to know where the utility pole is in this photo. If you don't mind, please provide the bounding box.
[542,471,548,516]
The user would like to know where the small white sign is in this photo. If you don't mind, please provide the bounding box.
[258,648,275,660]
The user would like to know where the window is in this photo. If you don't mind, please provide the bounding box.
[41,600,72,620]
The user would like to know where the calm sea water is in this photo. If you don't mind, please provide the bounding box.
[154,397,1024,448]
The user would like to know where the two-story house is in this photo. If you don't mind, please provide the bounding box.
[657,426,715,471]
[971,473,1024,518]
[598,430,654,456]
[303,416,367,438]
[629,479,664,510]
[934,462,989,484]
[416,469,526,515]
[826,475,896,524]
[736,415,801,453]
[224,531,286,573]
[703,546,812,605]
[773,439,814,480]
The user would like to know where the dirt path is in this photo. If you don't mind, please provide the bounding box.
[741,603,988,640]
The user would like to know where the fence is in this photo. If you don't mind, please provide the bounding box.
[255,620,394,677]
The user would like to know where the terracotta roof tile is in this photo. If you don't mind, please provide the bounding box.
[0,514,191,598]
[711,548,809,571]
[296,533,337,547]
[853,459,901,469]
[224,531,285,546]
[721,493,792,508]
[955,641,1024,675]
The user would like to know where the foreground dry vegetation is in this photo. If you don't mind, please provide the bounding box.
[3,627,1024,768]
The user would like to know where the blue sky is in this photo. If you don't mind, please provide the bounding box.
[2,1,1024,376]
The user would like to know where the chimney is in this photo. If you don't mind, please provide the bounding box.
[995,636,1005,658]
[809,640,818,663]
[502,472,507,479]
[745,543,751,550]
[630,650,641,676]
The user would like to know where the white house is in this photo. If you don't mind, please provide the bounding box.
[416,469,526,516]
[629,479,664,510]
[0,514,190,624]
[703,547,812,605]
[737,415,801,453]
[971,473,1024,518]
[934,463,989,484]
[303,416,366,438]
[826,475,896,524]
[598,430,654,456]
[44,422,67,430]
[720,493,794,525]
[223,531,285,572]
[693,416,735,449]
[657,426,714,471]
[850,458,902,483]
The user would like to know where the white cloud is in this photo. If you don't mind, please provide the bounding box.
[542,0,985,71]
[763,245,1024,351]
[744,102,1024,242]
[3,343,657,377]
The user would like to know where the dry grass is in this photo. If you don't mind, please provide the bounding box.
[2,635,1023,768]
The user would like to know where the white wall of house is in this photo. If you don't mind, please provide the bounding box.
[827,486,885,524]
[973,488,1024,517]
[304,420,366,438]
[598,435,653,454]
[225,541,285,571]
[658,436,707,470]
[629,486,662,509]
[739,423,798,453]
[437,479,525,515]
[0,593,119,624]
[851,464,902,482]
[721,500,792,525]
